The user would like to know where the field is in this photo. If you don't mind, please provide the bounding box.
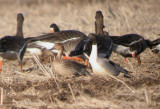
[0,0,160,108]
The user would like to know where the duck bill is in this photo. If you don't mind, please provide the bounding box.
[132,53,135,57]
[50,28,54,33]
[0,61,2,72]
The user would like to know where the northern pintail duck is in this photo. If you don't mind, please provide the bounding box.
[0,13,27,71]
[51,43,90,77]
[110,34,151,65]
[149,38,160,56]
[88,34,132,78]
[49,23,60,33]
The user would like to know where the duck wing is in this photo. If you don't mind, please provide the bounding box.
[26,30,86,43]
[110,34,144,47]
[150,38,160,47]
[0,36,25,52]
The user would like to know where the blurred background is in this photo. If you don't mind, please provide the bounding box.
[0,0,159,40]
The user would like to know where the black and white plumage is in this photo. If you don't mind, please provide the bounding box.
[110,34,152,64]
[0,13,27,71]
[88,34,132,78]
[69,33,113,60]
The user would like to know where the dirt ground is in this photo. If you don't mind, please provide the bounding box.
[0,0,160,109]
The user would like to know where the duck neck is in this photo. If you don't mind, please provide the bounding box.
[89,44,98,62]
[16,19,23,37]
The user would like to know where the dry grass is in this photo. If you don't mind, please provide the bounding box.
[0,0,160,108]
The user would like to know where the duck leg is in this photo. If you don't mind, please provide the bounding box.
[62,56,89,67]
[84,60,89,66]
[136,55,141,65]
[125,58,129,64]
[0,61,2,72]
[50,28,54,33]
[19,63,23,72]
[62,56,67,60]
[62,56,83,62]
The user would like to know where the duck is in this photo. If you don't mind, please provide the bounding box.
[26,29,86,54]
[51,43,90,77]
[0,13,27,72]
[47,23,86,61]
[149,38,160,56]
[26,23,92,64]
[26,30,87,63]
[93,11,150,65]
[88,33,132,78]
[69,33,113,59]
[109,34,152,65]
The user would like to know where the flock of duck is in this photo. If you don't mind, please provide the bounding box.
[0,11,160,78]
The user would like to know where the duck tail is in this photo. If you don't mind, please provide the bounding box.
[149,38,160,49]
[113,62,132,78]
[119,68,132,78]
[124,73,133,78]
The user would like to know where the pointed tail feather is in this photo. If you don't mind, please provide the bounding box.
[114,63,132,78]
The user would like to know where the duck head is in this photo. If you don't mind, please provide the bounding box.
[95,11,104,28]
[50,23,60,33]
[17,13,24,22]
[16,13,24,37]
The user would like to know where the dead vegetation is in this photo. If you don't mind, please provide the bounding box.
[0,0,160,108]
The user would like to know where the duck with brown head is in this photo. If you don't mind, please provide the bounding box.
[88,33,132,78]
[0,13,27,72]
[50,43,91,77]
